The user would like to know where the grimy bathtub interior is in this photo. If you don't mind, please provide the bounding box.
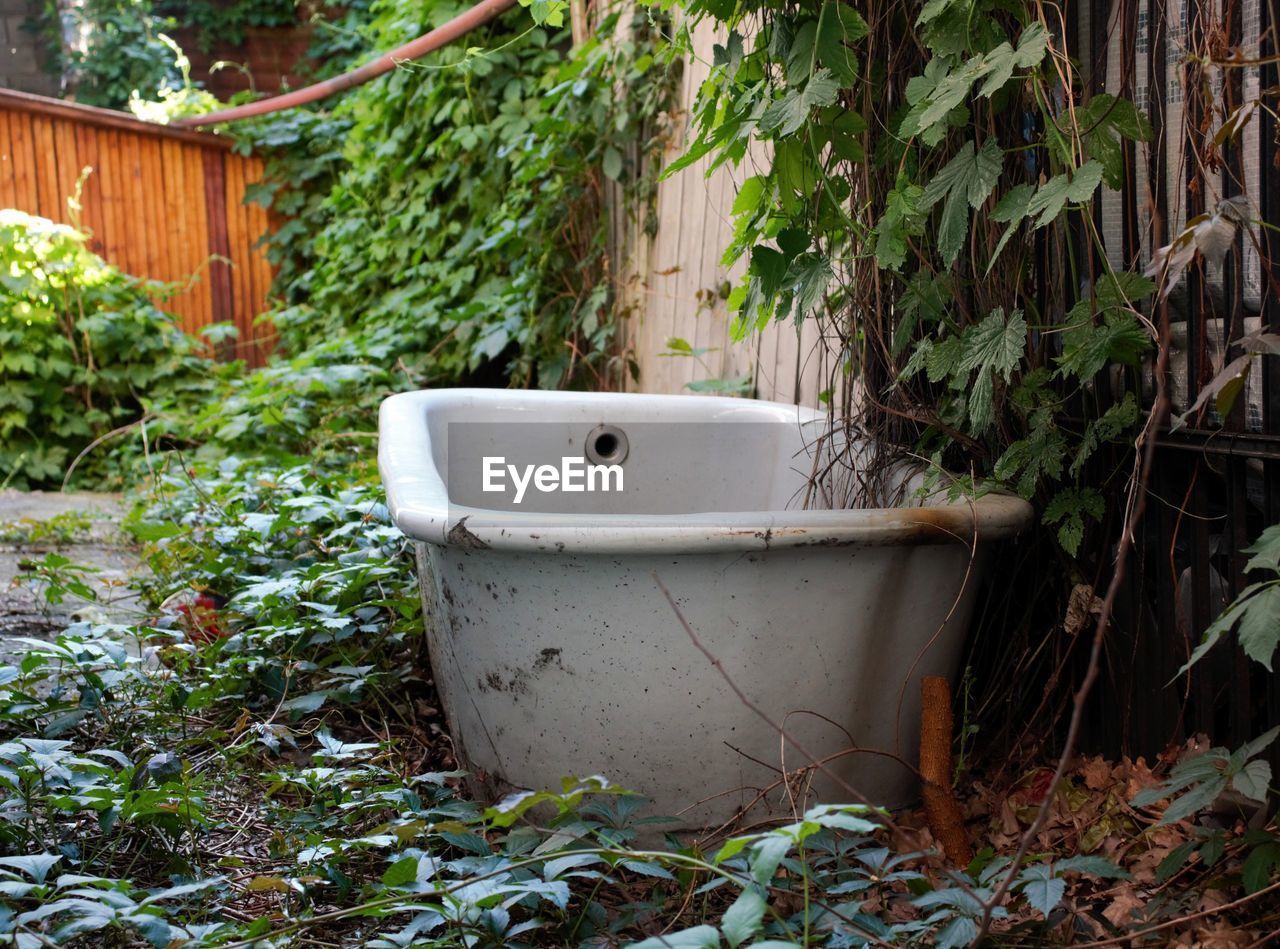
[379,389,1032,831]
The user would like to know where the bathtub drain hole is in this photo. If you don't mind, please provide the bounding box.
[586,425,628,465]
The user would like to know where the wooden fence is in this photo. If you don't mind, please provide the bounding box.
[615,16,826,407]
[0,89,274,365]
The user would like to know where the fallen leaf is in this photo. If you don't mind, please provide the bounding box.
[1102,885,1145,927]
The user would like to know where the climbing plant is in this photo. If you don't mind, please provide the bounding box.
[669,0,1158,556]
[0,211,214,489]
[37,0,183,107]
[237,0,677,390]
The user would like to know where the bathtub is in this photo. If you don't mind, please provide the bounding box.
[379,389,1032,830]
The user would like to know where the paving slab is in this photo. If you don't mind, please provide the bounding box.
[0,490,146,666]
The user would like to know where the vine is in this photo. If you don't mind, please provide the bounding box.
[237,0,678,389]
[671,0,1157,556]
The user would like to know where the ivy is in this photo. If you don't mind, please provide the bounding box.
[238,0,675,389]
[670,0,1163,563]
[0,211,213,489]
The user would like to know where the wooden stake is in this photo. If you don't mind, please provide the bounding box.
[919,675,974,867]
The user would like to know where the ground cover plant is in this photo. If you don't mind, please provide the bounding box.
[232,0,677,390]
[0,210,215,490]
[2,0,1279,944]
[5,372,1280,946]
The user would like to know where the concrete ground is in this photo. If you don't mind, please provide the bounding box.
[0,490,145,666]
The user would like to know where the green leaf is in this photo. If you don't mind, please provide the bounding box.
[631,925,722,949]
[602,147,623,181]
[934,916,978,949]
[1072,395,1139,475]
[732,175,769,219]
[1026,161,1105,226]
[722,885,767,947]
[1156,840,1199,883]
[977,23,1048,97]
[381,855,417,888]
[815,1,867,85]
[790,254,834,318]
[1231,759,1272,802]
[1178,587,1265,675]
[1082,95,1154,187]
[1055,855,1130,879]
[920,140,1003,266]
[1042,488,1104,555]
[918,0,965,26]
[1017,863,1066,917]
[874,178,926,270]
[1242,842,1280,894]
[1162,774,1228,825]
[1235,584,1280,670]
[913,56,986,135]
[957,308,1027,433]
[0,854,61,884]
[751,834,792,884]
[1244,525,1280,574]
[279,692,327,714]
[988,183,1037,267]
[759,70,841,137]
[1058,306,1150,380]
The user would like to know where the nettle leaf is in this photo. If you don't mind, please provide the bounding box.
[1244,524,1280,574]
[977,23,1049,97]
[1072,394,1139,475]
[1042,488,1104,556]
[920,140,1003,266]
[874,178,927,270]
[815,1,867,85]
[1082,94,1154,187]
[1058,307,1150,381]
[1027,161,1105,226]
[760,69,841,137]
[893,272,951,356]
[913,56,987,135]
[957,308,1027,433]
[1180,581,1280,673]
[988,183,1036,266]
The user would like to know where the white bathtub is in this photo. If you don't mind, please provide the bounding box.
[379,389,1032,829]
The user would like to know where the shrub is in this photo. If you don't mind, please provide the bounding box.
[0,210,211,488]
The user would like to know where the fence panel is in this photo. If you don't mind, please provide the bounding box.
[0,88,274,366]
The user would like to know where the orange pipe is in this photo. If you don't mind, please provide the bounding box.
[173,0,519,128]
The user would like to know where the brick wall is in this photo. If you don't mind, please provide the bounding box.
[0,0,56,96]
[171,24,316,100]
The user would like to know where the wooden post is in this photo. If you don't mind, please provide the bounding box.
[919,675,974,867]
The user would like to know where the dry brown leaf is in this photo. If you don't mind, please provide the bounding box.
[1190,921,1254,947]
[1080,756,1113,791]
[1102,885,1145,928]
[1064,583,1103,636]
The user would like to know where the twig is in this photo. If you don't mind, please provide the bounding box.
[972,272,1174,939]
[1075,878,1280,947]
[653,572,906,832]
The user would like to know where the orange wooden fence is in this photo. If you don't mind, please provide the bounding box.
[0,88,274,366]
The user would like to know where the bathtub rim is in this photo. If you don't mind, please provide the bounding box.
[379,388,1034,554]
